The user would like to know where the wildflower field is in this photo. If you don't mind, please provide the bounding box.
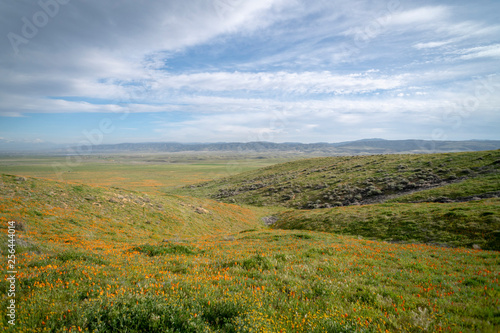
[1,150,499,332]
[0,154,286,195]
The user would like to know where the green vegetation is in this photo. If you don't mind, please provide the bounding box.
[0,173,261,251]
[1,208,499,332]
[274,199,500,250]
[179,150,500,208]
[388,173,500,203]
[0,154,289,194]
[131,243,200,256]
[1,150,499,332]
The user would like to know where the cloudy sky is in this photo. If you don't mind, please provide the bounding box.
[1,0,499,145]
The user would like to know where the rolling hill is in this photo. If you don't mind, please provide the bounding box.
[0,173,261,252]
[178,150,500,209]
[177,150,500,250]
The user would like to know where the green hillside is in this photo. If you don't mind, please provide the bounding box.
[387,173,500,203]
[274,199,500,250]
[2,151,500,331]
[177,150,500,208]
[1,173,499,332]
[0,173,261,253]
[175,150,500,250]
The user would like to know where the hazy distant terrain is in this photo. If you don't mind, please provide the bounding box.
[3,139,500,155]
[74,139,500,155]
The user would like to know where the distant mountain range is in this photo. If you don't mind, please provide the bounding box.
[68,139,500,155]
[2,139,499,155]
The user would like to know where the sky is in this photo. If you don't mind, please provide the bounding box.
[0,0,499,146]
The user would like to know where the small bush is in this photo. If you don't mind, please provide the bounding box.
[72,185,85,192]
[131,244,198,256]
[241,254,273,270]
[56,251,108,265]
[347,288,377,305]
[201,300,244,331]
[312,320,363,333]
[462,276,487,287]
[293,233,313,239]
[81,295,209,333]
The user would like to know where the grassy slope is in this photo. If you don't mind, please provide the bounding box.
[1,151,500,332]
[0,174,261,252]
[177,150,500,249]
[1,175,499,332]
[274,199,500,250]
[387,173,500,203]
[177,150,500,209]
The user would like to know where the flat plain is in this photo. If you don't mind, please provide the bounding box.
[0,154,289,194]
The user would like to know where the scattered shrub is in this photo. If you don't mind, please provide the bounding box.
[131,244,198,256]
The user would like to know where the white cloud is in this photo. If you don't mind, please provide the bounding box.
[0,112,24,118]
[413,40,453,49]
[1,1,499,142]
[149,93,457,142]
[389,6,449,26]
[435,20,500,40]
[458,44,500,60]
[155,71,406,94]
[342,6,450,39]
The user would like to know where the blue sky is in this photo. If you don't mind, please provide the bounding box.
[0,0,499,146]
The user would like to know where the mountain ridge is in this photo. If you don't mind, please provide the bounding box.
[3,138,500,154]
[60,139,500,155]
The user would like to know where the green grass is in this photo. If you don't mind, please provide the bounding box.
[0,154,288,194]
[1,150,499,332]
[1,225,499,332]
[388,173,500,203]
[274,199,500,250]
[131,244,200,256]
[178,150,500,208]
[0,173,261,251]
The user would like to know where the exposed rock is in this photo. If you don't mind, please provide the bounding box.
[195,207,209,214]
[472,244,481,250]
[262,216,278,225]
[16,177,27,182]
